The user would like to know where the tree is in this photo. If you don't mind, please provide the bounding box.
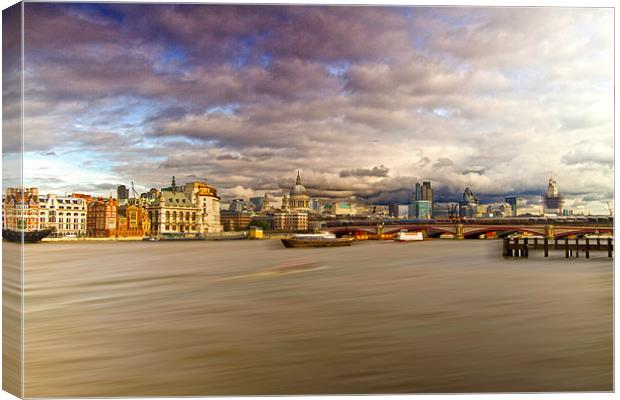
[249,220,270,231]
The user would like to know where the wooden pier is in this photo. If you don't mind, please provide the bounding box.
[502,236,613,258]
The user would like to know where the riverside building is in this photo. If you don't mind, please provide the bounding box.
[39,194,88,237]
[273,212,308,232]
[145,178,223,238]
[3,187,41,231]
[87,197,118,238]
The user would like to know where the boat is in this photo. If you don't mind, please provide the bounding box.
[584,233,613,239]
[281,232,354,248]
[394,231,424,242]
[2,228,52,243]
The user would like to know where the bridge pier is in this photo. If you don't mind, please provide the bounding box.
[376,223,384,236]
[545,224,554,239]
[456,224,464,240]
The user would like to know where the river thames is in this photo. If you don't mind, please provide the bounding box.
[11,239,612,396]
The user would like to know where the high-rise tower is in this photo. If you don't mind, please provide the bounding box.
[542,176,563,215]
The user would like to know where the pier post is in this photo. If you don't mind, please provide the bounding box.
[585,238,590,259]
[565,238,570,258]
[503,237,510,257]
[597,238,601,251]
[523,238,529,258]
[534,237,538,249]
[555,238,559,250]
[608,238,612,258]
[513,237,519,257]
[575,238,579,258]
[544,237,549,257]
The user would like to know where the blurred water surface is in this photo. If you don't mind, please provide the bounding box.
[15,239,612,396]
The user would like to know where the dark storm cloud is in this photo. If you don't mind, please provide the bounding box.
[339,165,390,178]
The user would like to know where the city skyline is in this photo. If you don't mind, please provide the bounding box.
[3,4,613,214]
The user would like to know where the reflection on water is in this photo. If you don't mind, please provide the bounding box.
[17,240,612,396]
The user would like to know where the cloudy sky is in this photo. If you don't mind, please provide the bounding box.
[3,3,614,213]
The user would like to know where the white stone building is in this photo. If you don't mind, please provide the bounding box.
[39,194,88,237]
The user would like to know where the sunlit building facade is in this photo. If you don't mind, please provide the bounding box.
[39,194,88,237]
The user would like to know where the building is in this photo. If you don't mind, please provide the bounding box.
[230,198,254,212]
[309,198,322,213]
[409,181,434,219]
[249,196,264,212]
[39,194,88,237]
[409,200,432,219]
[146,178,223,237]
[505,196,519,217]
[71,193,96,204]
[3,187,41,231]
[458,187,479,218]
[324,202,356,216]
[273,212,308,232]
[542,176,564,215]
[140,188,160,201]
[220,210,253,231]
[288,171,311,212]
[281,194,290,212]
[116,203,151,238]
[183,181,222,232]
[389,204,400,218]
[87,197,118,237]
[483,202,513,218]
[146,189,199,238]
[261,192,272,212]
[117,185,130,205]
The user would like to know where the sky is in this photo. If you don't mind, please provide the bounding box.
[2,3,614,213]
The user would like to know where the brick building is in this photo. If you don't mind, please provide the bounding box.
[87,197,118,238]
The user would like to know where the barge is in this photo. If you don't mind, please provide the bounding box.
[281,233,354,248]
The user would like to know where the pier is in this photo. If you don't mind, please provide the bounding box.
[502,236,613,258]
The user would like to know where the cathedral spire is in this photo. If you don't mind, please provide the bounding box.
[296,170,302,185]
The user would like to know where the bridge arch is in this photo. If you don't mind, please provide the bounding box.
[554,228,613,239]
[462,226,545,239]
[384,225,456,238]
[328,227,375,237]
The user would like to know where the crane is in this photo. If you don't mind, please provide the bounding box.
[131,181,140,204]
[606,201,613,216]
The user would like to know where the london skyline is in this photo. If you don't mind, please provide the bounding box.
[3,4,613,214]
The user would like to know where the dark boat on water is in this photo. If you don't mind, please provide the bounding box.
[2,228,53,243]
[281,233,354,248]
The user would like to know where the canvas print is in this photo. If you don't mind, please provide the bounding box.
[2,2,614,397]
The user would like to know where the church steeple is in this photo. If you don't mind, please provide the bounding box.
[172,176,176,187]
[296,170,302,185]
[262,192,270,211]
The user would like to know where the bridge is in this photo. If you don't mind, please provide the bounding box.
[322,222,613,239]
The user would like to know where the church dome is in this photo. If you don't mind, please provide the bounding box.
[289,171,309,197]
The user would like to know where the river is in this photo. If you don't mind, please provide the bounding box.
[6,239,612,396]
